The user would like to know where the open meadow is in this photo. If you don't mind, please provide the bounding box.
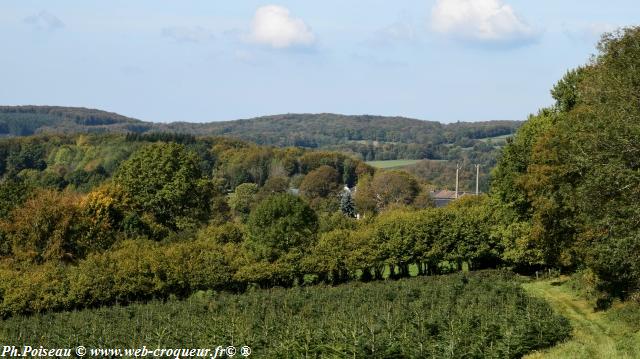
[365,159,422,169]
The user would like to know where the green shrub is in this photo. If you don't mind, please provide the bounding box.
[0,263,70,317]
[1,189,83,263]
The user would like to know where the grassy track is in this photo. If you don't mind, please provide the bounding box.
[522,277,640,359]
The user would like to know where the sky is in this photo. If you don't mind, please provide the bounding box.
[0,1,638,123]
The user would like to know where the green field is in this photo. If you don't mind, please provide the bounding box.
[0,271,570,358]
[523,277,640,359]
[366,159,422,169]
[477,134,512,145]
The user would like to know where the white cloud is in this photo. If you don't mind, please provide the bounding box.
[248,5,315,49]
[431,0,536,45]
[23,11,65,31]
[162,26,214,43]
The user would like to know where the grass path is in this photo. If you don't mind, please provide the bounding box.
[522,277,640,359]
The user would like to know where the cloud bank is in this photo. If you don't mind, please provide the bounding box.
[431,0,536,46]
[248,5,315,49]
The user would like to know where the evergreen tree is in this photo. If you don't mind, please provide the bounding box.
[340,190,356,218]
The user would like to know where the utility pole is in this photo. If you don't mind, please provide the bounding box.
[455,163,461,199]
[475,164,480,195]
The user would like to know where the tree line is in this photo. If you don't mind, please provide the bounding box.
[490,26,640,303]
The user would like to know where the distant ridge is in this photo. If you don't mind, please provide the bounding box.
[0,105,521,161]
[0,106,146,136]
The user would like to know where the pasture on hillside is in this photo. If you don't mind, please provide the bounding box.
[366,159,422,169]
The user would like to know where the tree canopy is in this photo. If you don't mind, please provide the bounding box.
[113,142,210,231]
[246,193,318,262]
[491,27,640,297]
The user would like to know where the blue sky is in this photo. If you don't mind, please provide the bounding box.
[0,1,638,123]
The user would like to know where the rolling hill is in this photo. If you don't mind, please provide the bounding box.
[0,106,147,136]
[0,106,520,159]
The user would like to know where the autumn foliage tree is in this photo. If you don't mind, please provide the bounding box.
[355,170,420,213]
[299,165,341,199]
[0,189,82,263]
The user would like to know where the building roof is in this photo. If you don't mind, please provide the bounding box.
[429,190,476,200]
[430,190,457,199]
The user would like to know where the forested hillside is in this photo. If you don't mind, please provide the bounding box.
[1,107,518,163]
[0,107,519,192]
[0,106,146,136]
[163,114,519,161]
